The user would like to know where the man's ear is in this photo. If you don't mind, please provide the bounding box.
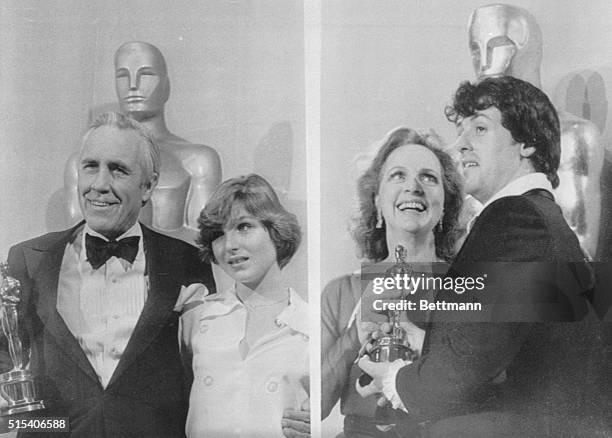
[520,143,536,158]
[142,173,159,203]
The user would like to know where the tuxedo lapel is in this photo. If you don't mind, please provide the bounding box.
[107,226,183,388]
[31,225,100,384]
[455,189,552,263]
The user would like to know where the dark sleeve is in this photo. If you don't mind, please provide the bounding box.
[395,197,555,421]
[181,244,216,295]
[321,276,361,419]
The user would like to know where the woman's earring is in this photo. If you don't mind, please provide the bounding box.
[376,209,384,229]
[435,210,445,233]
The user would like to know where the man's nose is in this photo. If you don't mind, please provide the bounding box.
[91,169,111,192]
[453,131,472,153]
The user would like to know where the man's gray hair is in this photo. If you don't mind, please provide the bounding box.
[80,111,161,181]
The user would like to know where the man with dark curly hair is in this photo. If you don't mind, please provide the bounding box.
[359,76,606,437]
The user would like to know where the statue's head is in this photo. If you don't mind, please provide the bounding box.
[114,41,170,121]
[468,4,542,83]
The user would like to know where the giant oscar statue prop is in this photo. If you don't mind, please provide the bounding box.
[466,3,604,259]
[0,263,44,415]
[65,41,222,245]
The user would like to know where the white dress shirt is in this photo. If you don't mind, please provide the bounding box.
[56,223,147,388]
[181,285,309,438]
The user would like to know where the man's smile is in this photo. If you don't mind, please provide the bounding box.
[85,198,119,208]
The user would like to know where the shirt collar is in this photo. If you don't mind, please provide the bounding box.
[83,222,142,242]
[201,285,309,336]
[468,173,553,231]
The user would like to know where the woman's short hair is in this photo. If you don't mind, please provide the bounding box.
[352,127,463,262]
[197,174,301,268]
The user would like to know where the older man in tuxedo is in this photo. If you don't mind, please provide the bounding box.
[2,112,215,437]
[359,77,608,436]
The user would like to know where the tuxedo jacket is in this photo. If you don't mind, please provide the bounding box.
[395,189,609,430]
[3,222,215,438]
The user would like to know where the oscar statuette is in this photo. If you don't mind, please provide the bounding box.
[368,245,419,363]
[0,262,45,415]
[358,245,418,389]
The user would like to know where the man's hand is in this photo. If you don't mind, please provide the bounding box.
[357,355,390,393]
[282,404,310,438]
[356,355,391,406]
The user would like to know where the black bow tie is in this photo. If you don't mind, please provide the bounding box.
[85,234,140,270]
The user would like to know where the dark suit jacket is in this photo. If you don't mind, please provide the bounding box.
[395,189,610,434]
[3,222,215,438]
